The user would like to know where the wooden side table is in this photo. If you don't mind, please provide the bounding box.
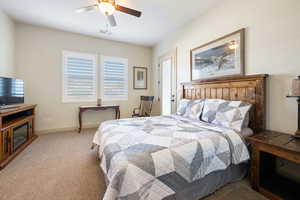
[78,105,120,133]
[247,130,300,200]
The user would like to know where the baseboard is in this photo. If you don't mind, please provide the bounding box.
[36,124,99,135]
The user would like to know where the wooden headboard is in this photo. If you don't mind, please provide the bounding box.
[180,74,268,133]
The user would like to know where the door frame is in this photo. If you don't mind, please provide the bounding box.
[158,48,177,114]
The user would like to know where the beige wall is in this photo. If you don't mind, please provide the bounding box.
[0,10,15,77]
[15,23,152,132]
[153,0,300,134]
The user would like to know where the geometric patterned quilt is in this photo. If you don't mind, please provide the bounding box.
[93,115,249,200]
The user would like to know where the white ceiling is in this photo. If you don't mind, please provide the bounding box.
[0,0,221,47]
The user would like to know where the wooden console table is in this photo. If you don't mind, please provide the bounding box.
[78,105,120,133]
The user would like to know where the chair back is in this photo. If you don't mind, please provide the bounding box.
[139,96,154,116]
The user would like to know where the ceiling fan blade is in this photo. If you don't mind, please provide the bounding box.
[115,5,142,17]
[76,5,98,13]
[107,15,117,27]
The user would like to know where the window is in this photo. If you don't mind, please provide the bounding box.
[101,56,128,101]
[62,51,97,102]
[11,79,24,97]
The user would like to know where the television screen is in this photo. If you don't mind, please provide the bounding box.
[0,77,24,106]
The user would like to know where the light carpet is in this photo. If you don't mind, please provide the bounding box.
[0,129,267,200]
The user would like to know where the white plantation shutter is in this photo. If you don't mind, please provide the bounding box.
[11,79,24,97]
[62,51,97,102]
[101,56,128,101]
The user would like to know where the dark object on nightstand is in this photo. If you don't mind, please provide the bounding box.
[132,96,154,117]
[287,76,300,137]
[247,130,300,200]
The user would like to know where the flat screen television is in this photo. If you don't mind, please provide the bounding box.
[0,77,24,106]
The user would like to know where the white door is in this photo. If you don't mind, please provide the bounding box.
[160,51,177,115]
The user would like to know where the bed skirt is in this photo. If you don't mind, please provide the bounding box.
[99,160,248,200]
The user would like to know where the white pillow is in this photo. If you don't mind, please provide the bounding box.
[201,99,252,132]
[183,99,205,120]
[211,100,252,132]
[201,99,227,123]
[240,128,254,137]
[242,112,250,128]
[176,99,191,116]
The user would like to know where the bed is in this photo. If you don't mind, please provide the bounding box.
[93,74,268,200]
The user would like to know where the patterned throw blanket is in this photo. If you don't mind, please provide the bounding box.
[93,115,249,200]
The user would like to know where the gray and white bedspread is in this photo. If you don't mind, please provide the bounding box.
[93,115,250,200]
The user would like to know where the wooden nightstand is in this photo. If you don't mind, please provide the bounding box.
[247,130,300,200]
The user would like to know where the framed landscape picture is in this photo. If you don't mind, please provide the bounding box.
[133,67,147,89]
[190,29,245,81]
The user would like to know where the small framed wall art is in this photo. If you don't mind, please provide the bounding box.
[133,67,147,89]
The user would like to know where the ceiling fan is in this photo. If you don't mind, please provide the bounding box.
[76,0,142,27]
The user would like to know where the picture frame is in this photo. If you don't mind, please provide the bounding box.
[133,67,147,89]
[190,29,245,81]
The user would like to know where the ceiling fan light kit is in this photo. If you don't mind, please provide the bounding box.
[98,0,116,16]
[76,0,142,27]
